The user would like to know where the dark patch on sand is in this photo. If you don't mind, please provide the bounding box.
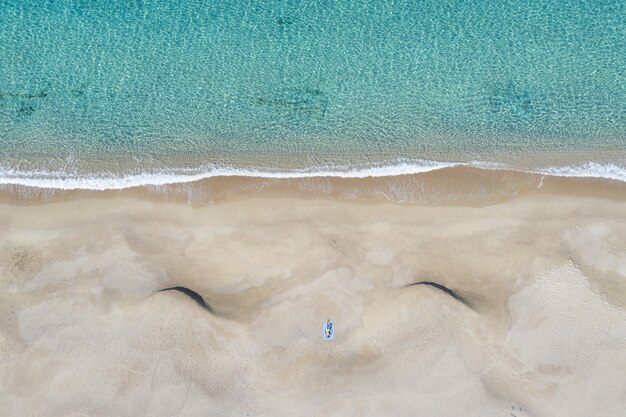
[158,286,213,313]
[406,281,471,307]
[7,246,43,276]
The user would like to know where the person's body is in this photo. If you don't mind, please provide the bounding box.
[325,320,332,339]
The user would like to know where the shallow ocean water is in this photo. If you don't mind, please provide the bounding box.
[0,0,624,184]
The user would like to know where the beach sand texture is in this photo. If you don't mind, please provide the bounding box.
[1,187,626,416]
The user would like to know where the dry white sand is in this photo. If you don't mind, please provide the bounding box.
[1,192,625,416]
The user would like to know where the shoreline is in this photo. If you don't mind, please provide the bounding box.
[1,148,625,191]
[1,165,624,207]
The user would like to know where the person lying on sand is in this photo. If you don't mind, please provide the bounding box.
[325,320,332,338]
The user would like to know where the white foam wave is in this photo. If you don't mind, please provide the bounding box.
[534,162,626,183]
[0,159,623,190]
[0,160,459,190]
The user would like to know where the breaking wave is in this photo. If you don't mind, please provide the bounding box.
[0,159,624,190]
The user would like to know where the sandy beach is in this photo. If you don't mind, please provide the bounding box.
[1,176,625,417]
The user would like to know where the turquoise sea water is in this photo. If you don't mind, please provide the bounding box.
[0,0,624,187]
